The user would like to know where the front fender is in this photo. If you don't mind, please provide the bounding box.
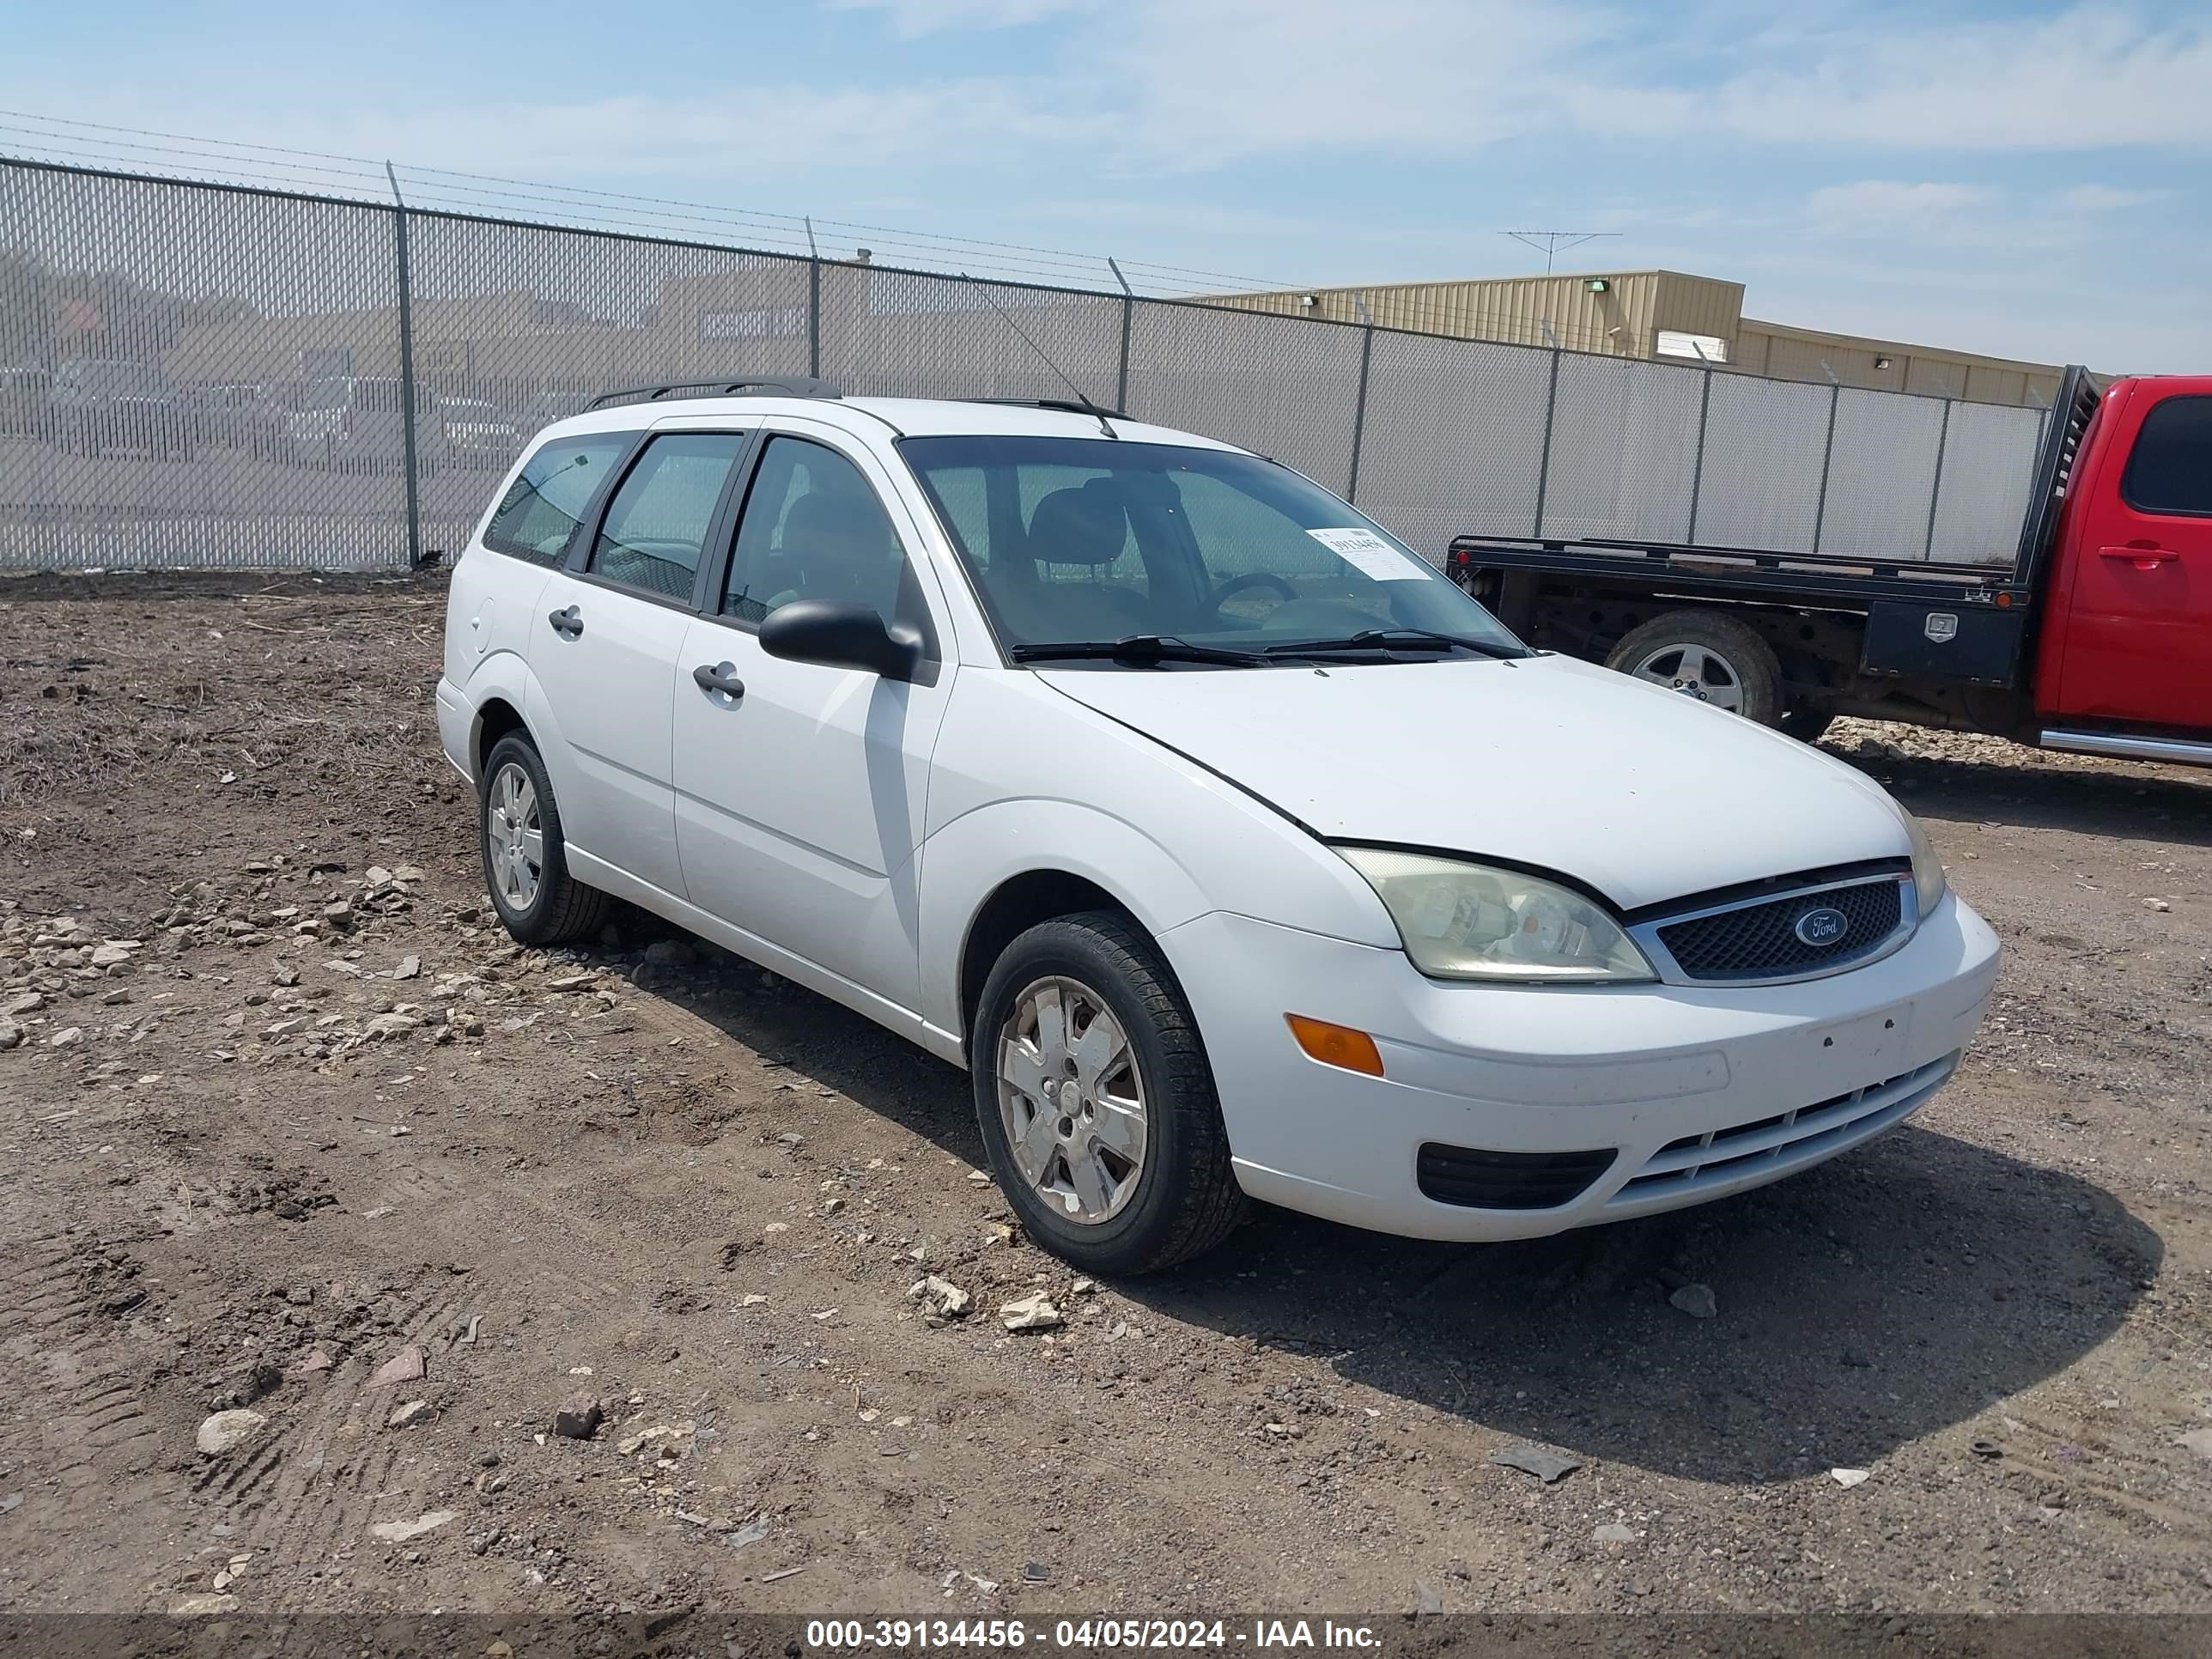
[917,798,1220,1042]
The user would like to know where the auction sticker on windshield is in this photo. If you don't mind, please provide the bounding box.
[1306,526,1427,580]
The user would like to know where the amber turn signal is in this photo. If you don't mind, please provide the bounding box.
[1285,1014,1385,1077]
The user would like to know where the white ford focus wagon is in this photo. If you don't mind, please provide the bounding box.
[436,380,1999,1273]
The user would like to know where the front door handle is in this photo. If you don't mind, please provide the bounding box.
[547,605,583,638]
[692,662,745,700]
[2098,544,2176,570]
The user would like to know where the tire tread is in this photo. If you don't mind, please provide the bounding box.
[482,732,614,946]
[977,909,1246,1274]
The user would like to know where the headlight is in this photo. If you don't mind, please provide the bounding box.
[1902,811,1947,918]
[1337,847,1656,983]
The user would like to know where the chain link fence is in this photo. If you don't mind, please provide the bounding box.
[1,158,2049,574]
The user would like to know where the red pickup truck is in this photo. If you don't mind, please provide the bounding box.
[1449,368,2212,769]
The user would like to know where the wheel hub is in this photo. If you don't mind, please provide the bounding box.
[995,977,1149,1226]
[1629,643,1745,714]
[486,762,544,909]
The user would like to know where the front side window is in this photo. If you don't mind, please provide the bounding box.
[589,432,745,599]
[2121,395,2212,517]
[722,435,908,623]
[482,431,634,565]
[900,434,1524,664]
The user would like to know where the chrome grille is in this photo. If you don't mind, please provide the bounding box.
[1638,874,1911,985]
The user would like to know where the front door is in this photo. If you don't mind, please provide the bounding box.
[2055,388,2212,729]
[672,431,955,1014]
[528,429,749,901]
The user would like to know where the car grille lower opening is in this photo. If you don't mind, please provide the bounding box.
[1612,1054,1956,1207]
[1416,1145,1618,1211]
[1656,878,1903,981]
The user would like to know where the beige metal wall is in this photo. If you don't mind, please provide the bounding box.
[1207,273,2070,406]
[1209,272,1722,358]
[1732,319,2063,407]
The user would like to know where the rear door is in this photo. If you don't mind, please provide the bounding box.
[528,428,750,901]
[2054,387,2212,729]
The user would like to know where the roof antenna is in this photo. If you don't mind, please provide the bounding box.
[958,271,1116,437]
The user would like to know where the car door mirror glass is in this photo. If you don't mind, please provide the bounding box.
[758,600,922,680]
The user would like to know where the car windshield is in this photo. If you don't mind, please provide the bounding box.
[899,434,1525,664]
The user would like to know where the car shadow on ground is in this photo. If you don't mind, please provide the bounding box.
[1821,741,2212,848]
[646,945,2157,1489]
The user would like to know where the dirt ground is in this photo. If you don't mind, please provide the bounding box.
[2,569,2209,1623]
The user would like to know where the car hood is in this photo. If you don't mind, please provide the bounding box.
[1036,653,1911,911]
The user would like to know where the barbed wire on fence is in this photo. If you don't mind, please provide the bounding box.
[0,153,2046,576]
[0,110,1295,298]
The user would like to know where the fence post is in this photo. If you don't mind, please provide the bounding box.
[1685,368,1714,544]
[1108,258,1135,413]
[1530,349,1563,538]
[1923,399,1954,560]
[382,162,422,569]
[1345,324,1375,503]
[1810,382,1840,552]
[805,217,822,380]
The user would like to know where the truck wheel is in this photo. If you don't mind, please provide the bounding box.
[973,911,1246,1276]
[1605,611,1784,726]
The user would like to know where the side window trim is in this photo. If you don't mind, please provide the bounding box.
[562,427,759,611]
[696,429,778,628]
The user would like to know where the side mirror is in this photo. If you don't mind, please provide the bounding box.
[758,600,924,681]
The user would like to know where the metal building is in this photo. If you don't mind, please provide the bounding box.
[1211,270,2069,407]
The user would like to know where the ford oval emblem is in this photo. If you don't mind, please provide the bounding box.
[1795,906,1850,948]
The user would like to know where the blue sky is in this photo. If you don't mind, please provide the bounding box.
[3,0,2207,369]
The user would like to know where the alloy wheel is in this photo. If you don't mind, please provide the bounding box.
[995,976,1149,1225]
[1629,642,1746,713]
[486,761,544,910]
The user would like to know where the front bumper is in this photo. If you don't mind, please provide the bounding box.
[1158,893,1999,1242]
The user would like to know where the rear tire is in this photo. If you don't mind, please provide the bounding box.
[1605,609,1785,726]
[972,911,1245,1275]
[479,732,613,946]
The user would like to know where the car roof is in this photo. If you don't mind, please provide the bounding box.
[533,393,1248,454]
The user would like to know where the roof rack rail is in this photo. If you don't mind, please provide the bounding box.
[586,377,844,410]
[965,396,1131,420]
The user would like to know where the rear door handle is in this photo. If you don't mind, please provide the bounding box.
[692,662,745,700]
[547,605,583,637]
[2098,545,2176,569]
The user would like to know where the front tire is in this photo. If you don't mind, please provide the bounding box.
[479,732,613,945]
[972,912,1245,1275]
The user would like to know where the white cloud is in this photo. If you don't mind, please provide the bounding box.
[2056,183,2163,211]
[1804,181,1995,233]
[1572,6,2212,149]
[826,0,1097,35]
[1091,0,1617,167]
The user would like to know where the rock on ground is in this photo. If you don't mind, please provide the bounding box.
[194,1409,268,1456]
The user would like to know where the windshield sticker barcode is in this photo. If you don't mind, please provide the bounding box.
[1306,526,1425,580]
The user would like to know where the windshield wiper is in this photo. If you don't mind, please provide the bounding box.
[1262,628,1527,659]
[1009,634,1267,667]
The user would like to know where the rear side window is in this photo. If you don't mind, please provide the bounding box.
[483,433,635,565]
[2121,395,2212,517]
[590,432,746,600]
